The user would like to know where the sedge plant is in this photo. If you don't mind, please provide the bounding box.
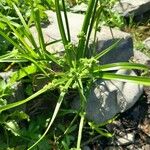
[0,0,150,149]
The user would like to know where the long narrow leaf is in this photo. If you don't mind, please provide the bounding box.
[28,91,66,150]
[77,0,97,59]
[94,72,150,86]
[55,0,74,66]
[55,0,68,45]
[0,77,70,113]
[94,62,149,71]
[0,59,28,62]
[0,50,18,60]
[12,3,38,49]
[62,0,71,42]
[0,29,25,53]
[1,16,37,57]
[32,8,46,57]
[94,39,121,60]
[0,82,54,113]
[84,0,99,57]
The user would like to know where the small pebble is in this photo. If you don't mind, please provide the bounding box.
[116,133,135,145]
[139,118,150,137]
[142,144,150,150]
[144,37,150,49]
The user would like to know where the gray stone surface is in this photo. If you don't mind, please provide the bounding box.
[144,37,150,49]
[113,0,150,17]
[0,71,12,81]
[72,69,143,124]
[29,10,85,54]
[70,3,87,13]
[133,50,150,64]
[29,11,133,64]
[95,26,133,64]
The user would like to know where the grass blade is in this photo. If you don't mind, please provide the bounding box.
[0,29,25,53]
[84,0,99,57]
[1,15,37,57]
[94,72,150,86]
[55,0,68,46]
[77,0,97,59]
[95,62,149,71]
[12,3,38,49]
[0,82,55,113]
[94,39,121,60]
[62,0,71,42]
[32,7,46,57]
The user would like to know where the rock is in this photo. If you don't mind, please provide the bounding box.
[133,50,150,64]
[113,0,150,17]
[83,146,91,150]
[70,3,87,13]
[30,10,85,54]
[142,144,150,150]
[96,26,133,64]
[144,37,150,49]
[0,71,12,81]
[115,132,135,145]
[139,118,150,137]
[72,69,143,124]
[29,11,133,64]
[126,145,142,150]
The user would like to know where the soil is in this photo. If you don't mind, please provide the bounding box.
[83,86,150,150]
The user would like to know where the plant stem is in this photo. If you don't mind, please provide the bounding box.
[84,0,98,57]
[62,0,71,42]
[77,112,85,149]
[77,0,96,59]
[55,0,73,66]
[55,0,68,46]
[76,78,86,149]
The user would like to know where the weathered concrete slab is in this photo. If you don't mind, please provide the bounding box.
[30,11,133,64]
[113,0,150,17]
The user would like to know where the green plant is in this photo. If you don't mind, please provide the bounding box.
[0,0,150,149]
[93,0,125,29]
[123,14,150,56]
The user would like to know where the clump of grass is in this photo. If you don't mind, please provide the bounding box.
[0,0,150,149]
